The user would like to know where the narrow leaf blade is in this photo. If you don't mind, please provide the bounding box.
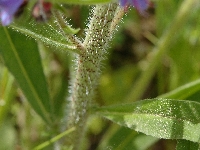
[0,27,52,124]
[11,9,79,53]
[97,98,200,143]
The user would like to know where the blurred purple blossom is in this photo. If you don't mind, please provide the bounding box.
[119,0,149,14]
[0,0,23,26]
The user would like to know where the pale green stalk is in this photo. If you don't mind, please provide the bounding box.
[65,3,124,150]
[34,127,75,150]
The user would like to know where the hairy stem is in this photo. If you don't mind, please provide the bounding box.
[65,3,121,150]
[53,11,84,51]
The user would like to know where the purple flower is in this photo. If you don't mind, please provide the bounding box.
[0,0,23,26]
[119,0,149,14]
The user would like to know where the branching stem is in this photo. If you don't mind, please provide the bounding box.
[53,11,85,51]
[64,3,123,150]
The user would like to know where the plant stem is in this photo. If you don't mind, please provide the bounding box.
[65,3,121,150]
[53,11,85,51]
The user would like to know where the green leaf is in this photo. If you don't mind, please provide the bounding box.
[97,98,200,143]
[176,140,200,150]
[63,26,80,35]
[11,9,79,54]
[0,27,52,124]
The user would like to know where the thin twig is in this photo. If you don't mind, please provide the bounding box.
[53,11,85,51]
